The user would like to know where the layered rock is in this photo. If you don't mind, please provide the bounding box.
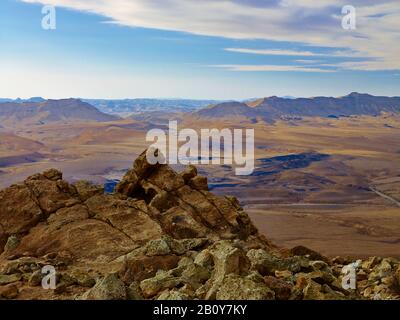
[0,150,399,300]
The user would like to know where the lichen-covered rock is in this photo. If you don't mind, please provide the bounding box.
[4,235,20,252]
[194,249,214,269]
[140,271,181,298]
[0,273,22,285]
[181,263,211,290]
[157,289,191,300]
[170,238,208,255]
[247,249,309,276]
[127,281,143,300]
[28,270,42,287]
[204,241,250,300]
[145,238,171,256]
[396,266,400,287]
[215,273,275,300]
[80,274,126,300]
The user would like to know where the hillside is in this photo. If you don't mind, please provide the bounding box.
[0,99,118,127]
[83,98,222,116]
[195,93,400,121]
[0,150,399,300]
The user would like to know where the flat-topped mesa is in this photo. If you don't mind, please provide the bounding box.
[115,149,263,243]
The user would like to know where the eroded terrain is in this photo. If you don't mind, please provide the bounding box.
[1,114,399,258]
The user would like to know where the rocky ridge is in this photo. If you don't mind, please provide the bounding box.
[0,150,399,300]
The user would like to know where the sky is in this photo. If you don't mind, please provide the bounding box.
[0,0,399,100]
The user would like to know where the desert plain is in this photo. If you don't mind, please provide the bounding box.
[1,111,399,259]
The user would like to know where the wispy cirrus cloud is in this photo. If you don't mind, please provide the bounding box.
[213,64,334,73]
[224,48,363,57]
[22,0,400,71]
[294,59,323,64]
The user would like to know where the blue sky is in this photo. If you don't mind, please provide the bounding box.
[0,0,399,99]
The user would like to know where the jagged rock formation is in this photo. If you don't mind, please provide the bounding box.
[0,150,399,300]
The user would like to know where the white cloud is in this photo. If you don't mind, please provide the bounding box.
[213,64,334,73]
[22,0,400,71]
[225,48,320,57]
[320,61,399,71]
[295,59,323,64]
[224,48,363,58]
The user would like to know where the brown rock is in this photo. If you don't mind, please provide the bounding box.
[189,176,208,191]
[361,256,381,270]
[275,270,293,279]
[86,194,163,244]
[176,186,225,228]
[180,165,197,183]
[115,149,162,197]
[149,190,179,212]
[11,219,136,263]
[42,169,63,181]
[24,173,79,215]
[0,284,19,299]
[147,165,185,192]
[158,206,208,239]
[46,204,89,228]
[133,149,163,178]
[290,246,329,263]
[264,276,292,300]
[0,183,43,235]
[119,255,180,284]
[73,180,104,201]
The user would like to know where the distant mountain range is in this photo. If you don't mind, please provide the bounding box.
[195,93,400,121]
[82,98,222,115]
[1,93,399,127]
[0,97,46,103]
[0,97,223,116]
[0,98,118,127]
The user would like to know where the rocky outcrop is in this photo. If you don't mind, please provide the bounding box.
[0,150,399,300]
